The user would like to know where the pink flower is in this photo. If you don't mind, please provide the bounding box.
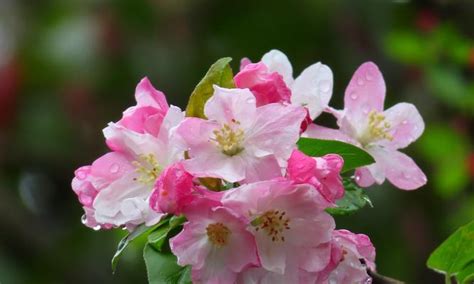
[170,202,259,284]
[222,180,335,278]
[326,229,376,283]
[72,79,186,229]
[306,62,427,190]
[176,86,306,183]
[149,163,194,215]
[287,150,344,204]
[117,77,169,136]
[240,49,334,120]
[234,62,291,106]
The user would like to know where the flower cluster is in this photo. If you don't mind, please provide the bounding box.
[72,50,426,283]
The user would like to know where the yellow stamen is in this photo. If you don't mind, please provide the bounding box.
[212,121,245,156]
[206,223,231,247]
[132,154,161,185]
[252,210,290,243]
[359,110,393,145]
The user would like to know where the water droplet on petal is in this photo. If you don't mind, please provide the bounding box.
[110,163,120,174]
[356,76,364,86]
[319,80,331,93]
[76,169,87,180]
[362,104,370,114]
[350,92,358,100]
[246,97,256,104]
[402,120,408,125]
[365,70,374,81]
[81,214,87,224]
[93,225,101,231]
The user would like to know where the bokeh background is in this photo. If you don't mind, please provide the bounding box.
[0,0,473,283]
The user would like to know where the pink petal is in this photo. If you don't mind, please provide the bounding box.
[304,124,358,145]
[240,57,252,70]
[382,102,425,150]
[261,49,294,86]
[343,62,386,122]
[170,222,211,269]
[370,147,427,190]
[234,62,291,107]
[246,103,306,164]
[354,167,376,187]
[118,106,165,136]
[134,77,169,111]
[183,152,246,182]
[90,152,133,184]
[291,62,333,119]
[204,86,257,129]
[243,154,283,183]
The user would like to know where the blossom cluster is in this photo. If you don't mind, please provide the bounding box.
[72,50,426,283]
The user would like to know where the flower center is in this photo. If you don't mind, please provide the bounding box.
[206,222,231,247]
[359,110,393,146]
[132,154,161,185]
[212,120,245,156]
[251,210,290,242]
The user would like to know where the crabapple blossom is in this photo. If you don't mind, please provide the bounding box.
[234,61,291,106]
[287,149,345,204]
[72,78,185,229]
[148,162,194,215]
[326,229,376,283]
[306,62,427,190]
[176,86,306,183]
[237,49,334,120]
[170,200,259,284]
[222,180,335,279]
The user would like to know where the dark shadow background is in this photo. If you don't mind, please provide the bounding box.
[0,0,473,283]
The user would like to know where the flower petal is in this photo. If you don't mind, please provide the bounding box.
[303,124,358,145]
[204,86,257,129]
[261,49,294,86]
[246,103,306,165]
[382,102,425,150]
[291,62,333,119]
[170,222,211,269]
[343,62,386,122]
[369,147,427,190]
[354,167,376,187]
[135,77,169,111]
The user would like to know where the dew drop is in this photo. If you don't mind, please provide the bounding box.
[402,120,408,125]
[81,214,87,224]
[76,169,87,180]
[350,92,358,100]
[365,70,374,81]
[356,77,364,86]
[362,104,370,114]
[110,163,120,174]
[93,225,101,231]
[319,80,331,93]
[246,97,256,104]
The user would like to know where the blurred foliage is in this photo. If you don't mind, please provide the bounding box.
[0,0,473,283]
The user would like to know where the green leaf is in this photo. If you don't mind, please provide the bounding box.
[326,179,372,216]
[185,57,235,118]
[458,261,474,284]
[297,138,375,172]
[148,215,186,251]
[427,220,474,283]
[111,217,169,272]
[144,244,192,284]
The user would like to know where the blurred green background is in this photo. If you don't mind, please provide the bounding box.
[0,0,472,283]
